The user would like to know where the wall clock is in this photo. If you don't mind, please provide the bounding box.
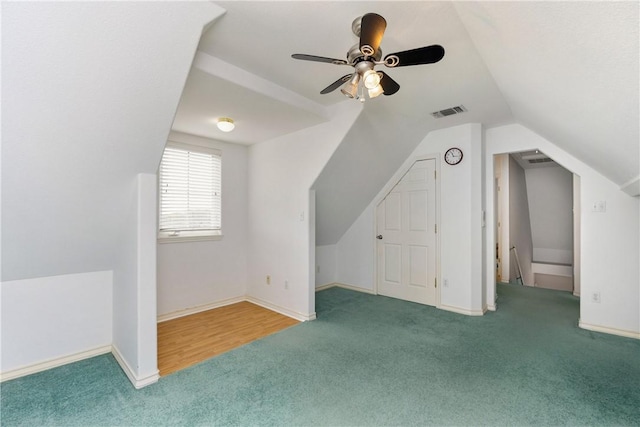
[444,147,463,165]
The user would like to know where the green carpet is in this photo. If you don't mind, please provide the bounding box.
[2,284,639,426]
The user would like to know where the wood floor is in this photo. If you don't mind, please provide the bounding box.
[157,302,299,376]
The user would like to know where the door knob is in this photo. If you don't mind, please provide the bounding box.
[376,235,383,240]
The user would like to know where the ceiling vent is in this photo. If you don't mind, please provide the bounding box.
[431,105,467,118]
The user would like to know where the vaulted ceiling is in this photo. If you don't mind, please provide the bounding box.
[178,1,638,183]
[3,1,637,281]
[174,1,638,244]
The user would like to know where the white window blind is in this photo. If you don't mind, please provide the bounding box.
[159,143,221,240]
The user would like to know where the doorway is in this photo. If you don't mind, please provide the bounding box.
[494,151,579,294]
[376,159,437,306]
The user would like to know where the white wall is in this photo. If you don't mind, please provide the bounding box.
[112,180,139,381]
[471,123,485,310]
[112,174,159,388]
[315,206,376,290]
[247,101,362,319]
[313,109,450,247]
[508,156,534,286]
[157,132,248,316]
[315,245,336,287]
[316,184,377,291]
[485,124,640,336]
[1,2,223,386]
[136,174,159,386]
[1,2,223,282]
[0,271,112,373]
[331,123,485,314]
[335,206,375,289]
[525,166,573,265]
[573,175,582,296]
[579,170,639,335]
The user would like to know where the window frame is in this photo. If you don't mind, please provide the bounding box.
[157,140,223,244]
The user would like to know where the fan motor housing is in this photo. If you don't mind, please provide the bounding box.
[346,43,382,65]
[351,16,363,37]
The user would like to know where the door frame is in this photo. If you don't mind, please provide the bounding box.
[372,154,441,308]
[494,154,510,283]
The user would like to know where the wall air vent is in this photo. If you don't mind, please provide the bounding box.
[431,105,467,118]
[520,150,552,162]
[528,157,554,164]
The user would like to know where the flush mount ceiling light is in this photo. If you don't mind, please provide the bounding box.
[217,117,235,132]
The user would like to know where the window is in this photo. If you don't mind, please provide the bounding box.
[158,141,221,242]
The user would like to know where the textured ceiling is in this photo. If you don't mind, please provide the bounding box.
[174,1,639,244]
[171,66,327,145]
[185,1,513,144]
[181,1,638,186]
[456,1,639,185]
[176,1,640,245]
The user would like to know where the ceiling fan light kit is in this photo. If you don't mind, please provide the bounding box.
[292,13,445,102]
[368,84,384,99]
[363,69,381,89]
[340,73,361,98]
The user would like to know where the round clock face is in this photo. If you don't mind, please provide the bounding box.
[445,147,463,165]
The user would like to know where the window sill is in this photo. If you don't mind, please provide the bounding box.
[157,233,223,244]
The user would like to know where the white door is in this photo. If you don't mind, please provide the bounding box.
[376,159,437,306]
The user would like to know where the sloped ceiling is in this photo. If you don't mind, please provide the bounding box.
[6,2,635,283]
[182,1,637,245]
[455,1,639,186]
[2,2,223,281]
[183,1,513,143]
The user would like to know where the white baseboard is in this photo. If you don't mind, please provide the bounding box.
[157,295,245,323]
[246,296,316,322]
[158,294,317,324]
[578,320,640,340]
[0,345,112,383]
[439,303,486,317]
[316,282,377,295]
[318,284,491,317]
[1,294,304,385]
[315,283,336,292]
[111,345,159,389]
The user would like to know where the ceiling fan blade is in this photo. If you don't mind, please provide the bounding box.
[292,54,348,65]
[384,45,445,67]
[320,74,353,94]
[359,13,386,57]
[379,71,400,96]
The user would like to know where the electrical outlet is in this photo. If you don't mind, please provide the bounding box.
[591,201,606,212]
[266,275,271,285]
[591,292,601,303]
[285,280,289,290]
[444,279,449,287]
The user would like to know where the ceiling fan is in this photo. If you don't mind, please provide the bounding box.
[292,13,445,101]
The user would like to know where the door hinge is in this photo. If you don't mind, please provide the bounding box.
[435,224,438,233]
[435,278,437,288]
[434,170,437,180]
